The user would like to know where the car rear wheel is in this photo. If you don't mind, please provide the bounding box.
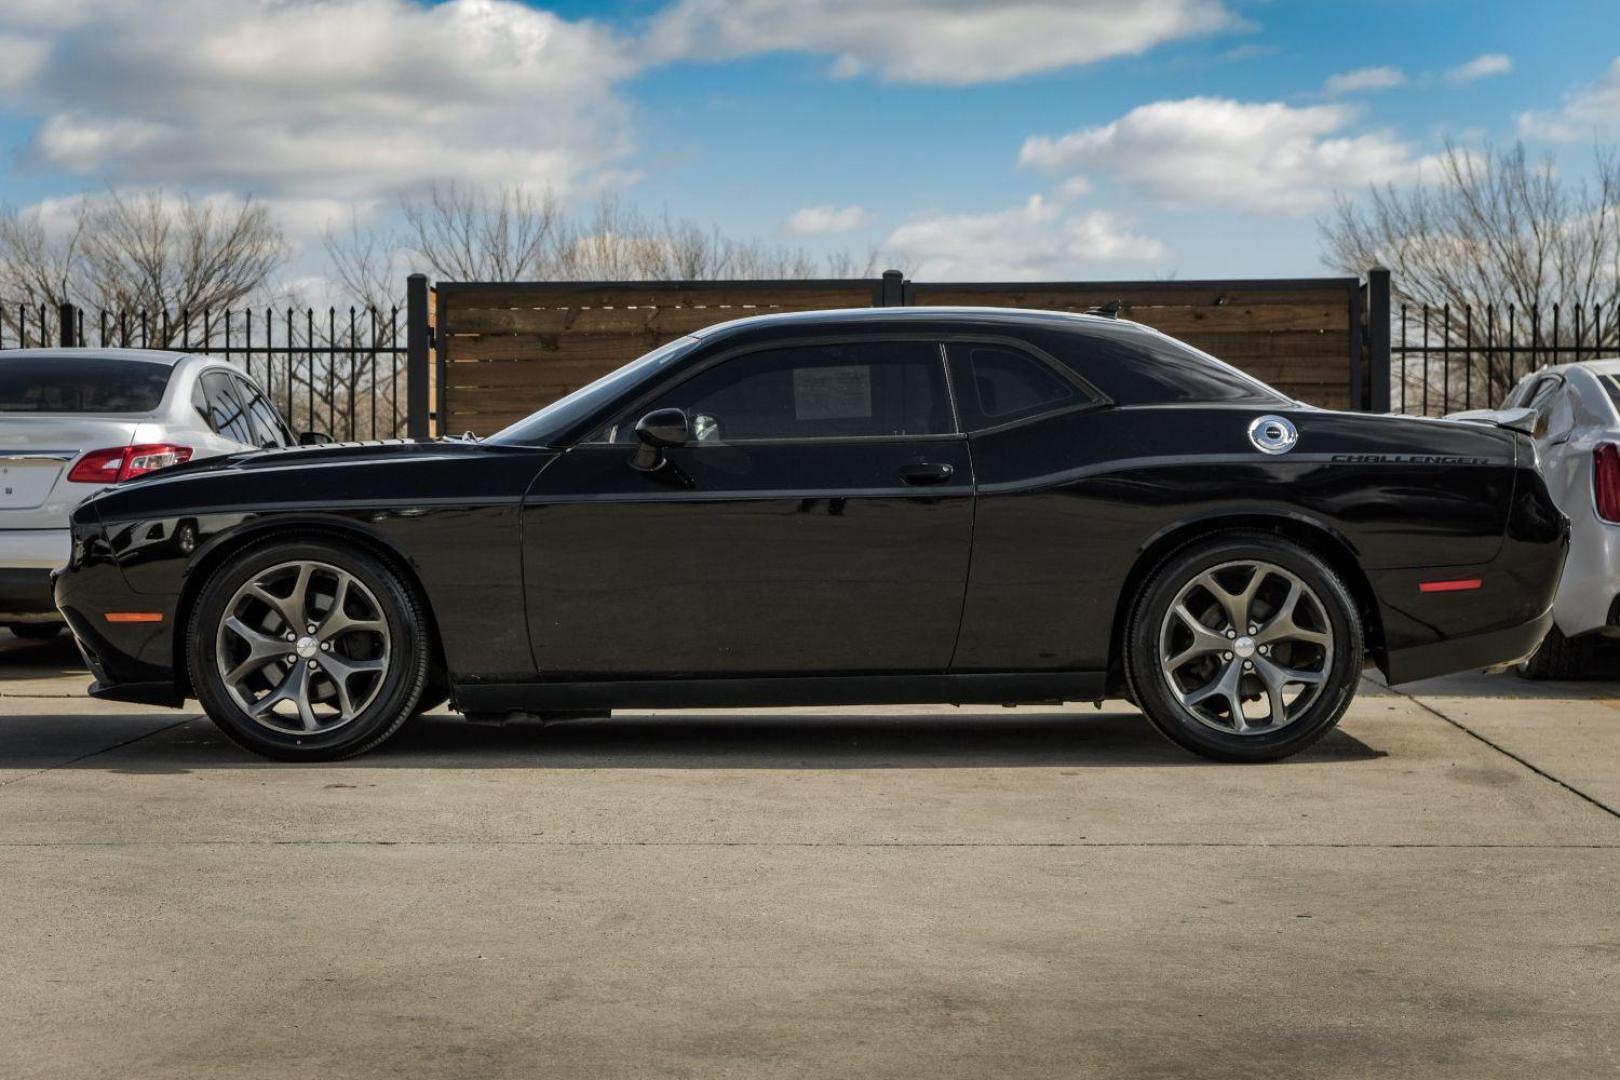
[187,540,430,761]
[1125,532,1363,762]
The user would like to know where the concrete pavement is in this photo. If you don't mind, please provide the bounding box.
[1,629,1617,1078]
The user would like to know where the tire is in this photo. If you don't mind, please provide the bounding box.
[1516,624,1592,681]
[1124,531,1364,762]
[187,539,431,761]
[7,622,63,640]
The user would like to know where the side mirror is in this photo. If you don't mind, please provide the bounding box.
[299,431,333,446]
[629,408,688,472]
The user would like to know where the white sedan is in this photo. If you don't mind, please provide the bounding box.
[1496,359,1620,677]
[0,348,303,638]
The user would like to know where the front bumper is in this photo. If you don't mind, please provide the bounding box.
[54,515,185,708]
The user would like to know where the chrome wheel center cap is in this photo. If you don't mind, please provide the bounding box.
[1233,635,1256,659]
[295,635,319,660]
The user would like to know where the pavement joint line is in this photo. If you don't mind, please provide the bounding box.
[0,716,198,790]
[1386,682,1620,822]
[0,840,1615,849]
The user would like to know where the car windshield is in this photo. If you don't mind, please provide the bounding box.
[0,356,174,413]
[486,336,702,446]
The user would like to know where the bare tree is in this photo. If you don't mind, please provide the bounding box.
[0,190,288,346]
[398,182,562,282]
[343,183,882,287]
[1322,141,1620,405]
[0,199,89,312]
[80,192,288,331]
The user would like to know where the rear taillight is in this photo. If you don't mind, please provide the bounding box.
[1595,442,1620,523]
[66,443,193,484]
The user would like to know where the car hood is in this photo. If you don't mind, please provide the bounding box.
[117,437,502,485]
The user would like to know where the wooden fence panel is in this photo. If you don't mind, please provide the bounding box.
[435,276,1363,434]
[908,279,1360,411]
[438,279,883,434]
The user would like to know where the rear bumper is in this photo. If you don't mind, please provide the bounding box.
[0,568,61,621]
[0,528,70,621]
[1383,603,1555,684]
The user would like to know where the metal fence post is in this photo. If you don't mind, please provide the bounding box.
[406,273,430,440]
[58,302,77,348]
[1367,267,1392,413]
[879,269,904,307]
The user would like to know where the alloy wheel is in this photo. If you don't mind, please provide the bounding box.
[214,560,392,735]
[1157,559,1335,736]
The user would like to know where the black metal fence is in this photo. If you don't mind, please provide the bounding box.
[0,297,414,441]
[1389,298,1619,416]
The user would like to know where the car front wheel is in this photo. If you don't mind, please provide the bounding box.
[187,540,430,761]
[1125,532,1363,762]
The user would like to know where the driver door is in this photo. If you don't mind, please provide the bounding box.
[522,338,974,677]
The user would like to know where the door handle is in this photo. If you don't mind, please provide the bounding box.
[897,462,955,486]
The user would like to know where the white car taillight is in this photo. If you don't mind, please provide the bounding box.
[66,443,193,484]
[1594,442,1620,523]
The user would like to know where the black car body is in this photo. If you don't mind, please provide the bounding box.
[55,308,1568,761]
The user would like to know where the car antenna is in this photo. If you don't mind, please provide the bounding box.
[1086,300,1122,319]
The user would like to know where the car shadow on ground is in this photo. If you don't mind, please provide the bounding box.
[0,633,85,683]
[21,709,1386,773]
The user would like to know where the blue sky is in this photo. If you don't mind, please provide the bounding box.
[1,0,1616,284]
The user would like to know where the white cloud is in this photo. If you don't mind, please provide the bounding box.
[1445,53,1512,84]
[1020,97,1441,216]
[647,0,1240,85]
[1322,66,1405,95]
[885,194,1166,280]
[785,204,872,235]
[1518,57,1620,141]
[0,33,48,92]
[2,0,637,203]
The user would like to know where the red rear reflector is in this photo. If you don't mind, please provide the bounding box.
[1595,442,1620,523]
[67,444,193,484]
[105,612,164,623]
[1419,578,1483,593]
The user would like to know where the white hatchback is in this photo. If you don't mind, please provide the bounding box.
[0,348,300,637]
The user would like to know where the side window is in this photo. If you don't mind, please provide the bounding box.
[944,342,1090,431]
[612,341,954,442]
[1525,376,1562,412]
[951,344,1081,428]
[199,371,254,445]
[234,376,293,448]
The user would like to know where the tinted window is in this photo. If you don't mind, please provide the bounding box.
[1045,325,1288,406]
[953,344,1081,427]
[233,376,292,448]
[199,371,255,444]
[0,356,172,413]
[1524,376,1562,412]
[611,341,953,442]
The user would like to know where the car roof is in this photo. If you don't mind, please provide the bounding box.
[690,305,1132,339]
[0,347,197,366]
[1532,357,1620,377]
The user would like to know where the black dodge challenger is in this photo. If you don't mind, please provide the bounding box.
[54,307,1567,762]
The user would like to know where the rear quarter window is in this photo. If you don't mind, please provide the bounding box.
[0,356,173,413]
[1040,325,1288,406]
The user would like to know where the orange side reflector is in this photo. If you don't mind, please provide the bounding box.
[1418,578,1483,593]
[105,612,164,623]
